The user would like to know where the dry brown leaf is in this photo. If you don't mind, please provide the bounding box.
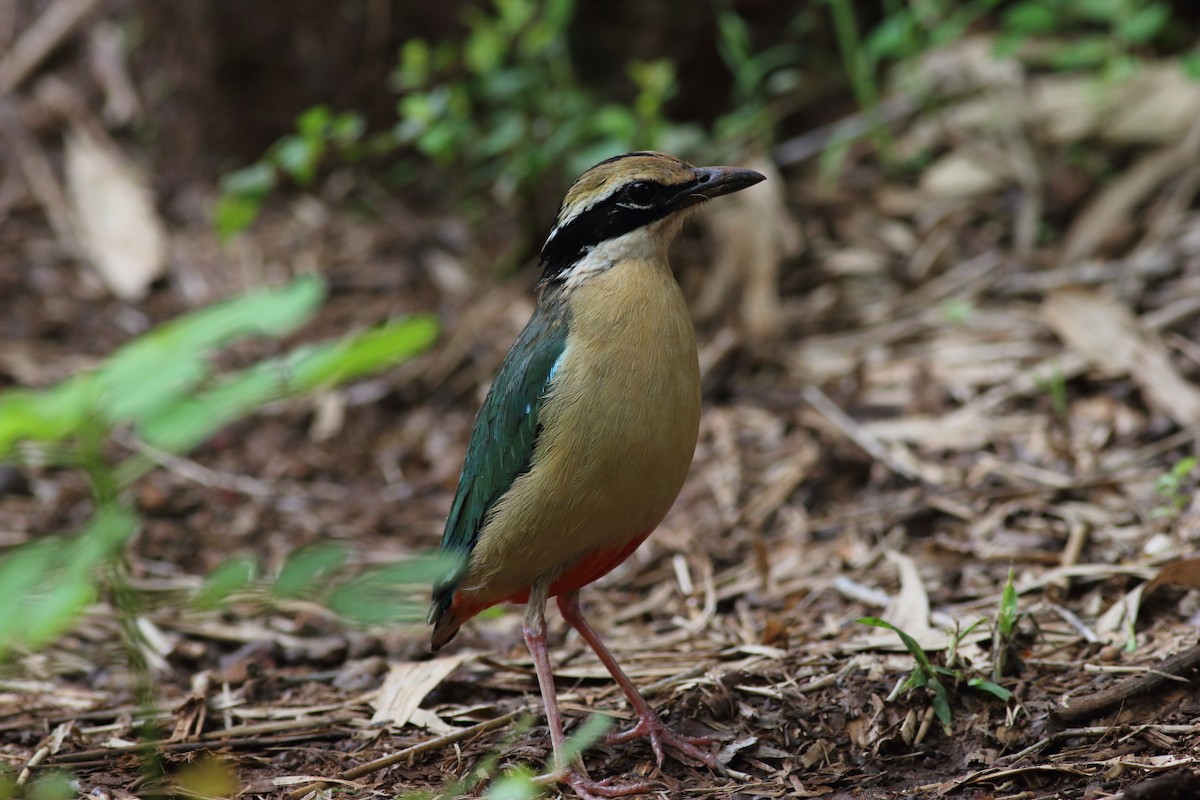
[898,35,1023,96]
[920,150,1009,198]
[1061,127,1200,262]
[851,551,956,651]
[1042,289,1200,431]
[881,550,936,643]
[369,654,472,728]
[64,126,166,299]
[1032,64,1200,146]
[1143,557,1200,598]
[1095,582,1145,640]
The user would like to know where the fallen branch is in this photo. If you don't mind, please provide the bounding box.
[285,707,527,800]
[1052,643,1200,725]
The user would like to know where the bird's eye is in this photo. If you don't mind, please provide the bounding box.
[622,181,656,207]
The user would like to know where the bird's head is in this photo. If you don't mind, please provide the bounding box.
[538,152,765,287]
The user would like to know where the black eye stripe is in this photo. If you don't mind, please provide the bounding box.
[540,180,673,283]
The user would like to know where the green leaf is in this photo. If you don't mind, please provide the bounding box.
[483,768,540,800]
[998,567,1018,637]
[1183,50,1200,81]
[331,112,366,144]
[195,555,258,609]
[1051,37,1111,70]
[274,136,323,185]
[97,276,324,432]
[865,13,915,62]
[67,504,140,571]
[215,163,277,240]
[858,617,933,671]
[297,105,333,140]
[0,543,57,647]
[219,162,277,199]
[561,714,613,763]
[20,581,96,650]
[214,192,263,242]
[968,678,1013,701]
[137,364,281,452]
[273,544,349,599]
[931,679,953,730]
[284,315,440,390]
[938,298,975,325]
[328,554,462,625]
[136,309,432,453]
[27,771,75,800]
[0,377,94,457]
[0,504,137,657]
[1074,0,1115,22]
[1118,3,1168,45]
[1002,1,1059,35]
[100,354,211,428]
[395,39,432,89]
[464,23,505,75]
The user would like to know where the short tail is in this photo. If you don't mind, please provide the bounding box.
[429,609,462,651]
[428,588,461,651]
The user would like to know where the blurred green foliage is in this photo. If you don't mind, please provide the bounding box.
[992,568,1022,682]
[0,276,441,659]
[214,0,1200,240]
[215,0,800,242]
[824,0,1195,169]
[391,0,696,202]
[713,4,803,148]
[997,0,1176,78]
[215,107,368,241]
[401,714,612,800]
[1152,455,1197,519]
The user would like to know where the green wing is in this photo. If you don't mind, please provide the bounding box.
[431,308,567,618]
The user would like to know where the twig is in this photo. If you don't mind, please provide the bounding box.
[1052,643,1200,725]
[800,384,925,483]
[1000,724,1200,766]
[773,96,916,165]
[1046,602,1100,645]
[0,99,79,252]
[46,726,351,765]
[0,0,101,92]
[1048,515,1090,601]
[284,708,527,800]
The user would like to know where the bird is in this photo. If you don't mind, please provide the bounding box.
[429,151,765,798]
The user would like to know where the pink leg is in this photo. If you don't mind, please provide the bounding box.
[522,579,654,799]
[557,591,717,770]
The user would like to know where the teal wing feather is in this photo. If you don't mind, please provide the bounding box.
[430,307,567,624]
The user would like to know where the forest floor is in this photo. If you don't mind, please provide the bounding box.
[5,24,1200,800]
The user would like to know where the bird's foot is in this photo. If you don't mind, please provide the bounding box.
[533,767,655,799]
[607,712,717,769]
[566,770,654,799]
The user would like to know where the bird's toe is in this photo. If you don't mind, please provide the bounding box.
[606,714,717,769]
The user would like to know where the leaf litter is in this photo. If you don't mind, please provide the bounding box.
[4,25,1200,800]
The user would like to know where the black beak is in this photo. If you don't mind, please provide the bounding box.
[671,166,766,209]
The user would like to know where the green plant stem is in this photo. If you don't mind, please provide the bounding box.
[825,0,893,163]
[107,563,168,793]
